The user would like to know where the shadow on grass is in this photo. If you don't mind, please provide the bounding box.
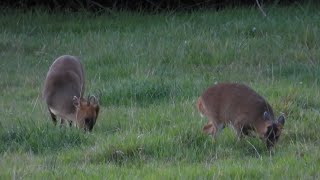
[0,121,93,154]
[101,78,172,107]
[88,129,273,165]
[177,129,272,159]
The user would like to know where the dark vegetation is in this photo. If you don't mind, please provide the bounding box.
[0,0,314,11]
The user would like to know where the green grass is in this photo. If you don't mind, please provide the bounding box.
[1,4,320,179]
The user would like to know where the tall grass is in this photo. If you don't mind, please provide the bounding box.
[0,4,320,179]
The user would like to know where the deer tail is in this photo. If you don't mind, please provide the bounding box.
[197,97,207,118]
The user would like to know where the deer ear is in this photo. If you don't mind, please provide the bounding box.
[73,96,80,108]
[278,114,285,127]
[89,95,99,105]
[263,111,271,121]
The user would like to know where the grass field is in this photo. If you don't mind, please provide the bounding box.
[1,3,320,179]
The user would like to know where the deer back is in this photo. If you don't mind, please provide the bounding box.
[43,55,85,117]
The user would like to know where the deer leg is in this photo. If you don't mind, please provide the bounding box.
[69,120,73,127]
[233,124,251,141]
[236,129,245,140]
[203,122,216,136]
[233,116,253,140]
[48,108,57,126]
[203,115,225,138]
[60,119,69,127]
[203,121,223,139]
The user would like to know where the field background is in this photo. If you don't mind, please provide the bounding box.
[1,3,320,179]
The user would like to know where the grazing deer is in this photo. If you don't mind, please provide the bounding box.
[43,55,100,132]
[197,83,285,149]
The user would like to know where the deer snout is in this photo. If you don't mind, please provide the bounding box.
[84,118,95,132]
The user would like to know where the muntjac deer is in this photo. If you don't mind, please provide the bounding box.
[43,55,100,132]
[197,83,285,149]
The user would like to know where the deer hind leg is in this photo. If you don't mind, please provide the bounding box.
[214,122,225,138]
[203,122,216,135]
[203,118,225,139]
[48,107,57,126]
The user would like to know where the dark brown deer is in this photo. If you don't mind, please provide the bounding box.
[43,55,100,132]
[197,83,285,149]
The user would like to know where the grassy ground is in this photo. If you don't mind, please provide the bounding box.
[1,3,320,179]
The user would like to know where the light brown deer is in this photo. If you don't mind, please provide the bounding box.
[197,83,285,149]
[43,55,100,132]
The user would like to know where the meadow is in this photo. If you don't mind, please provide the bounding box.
[0,3,320,179]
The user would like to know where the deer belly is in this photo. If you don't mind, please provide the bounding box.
[49,107,59,116]
[49,107,75,121]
